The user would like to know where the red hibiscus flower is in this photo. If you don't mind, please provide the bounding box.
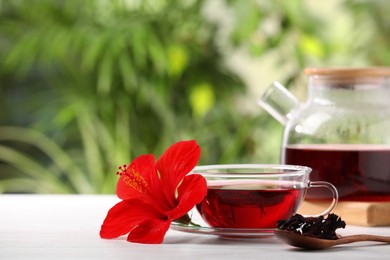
[100,140,207,244]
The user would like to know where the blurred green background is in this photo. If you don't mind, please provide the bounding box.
[0,0,389,193]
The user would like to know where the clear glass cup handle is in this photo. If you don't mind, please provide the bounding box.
[306,181,339,217]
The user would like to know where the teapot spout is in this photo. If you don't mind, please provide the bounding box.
[257,81,300,125]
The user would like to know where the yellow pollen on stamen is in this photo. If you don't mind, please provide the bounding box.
[119,166,148,193]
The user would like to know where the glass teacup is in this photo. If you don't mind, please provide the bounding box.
[192,164,338,229]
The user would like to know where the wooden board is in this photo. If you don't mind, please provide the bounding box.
[298,200,390,227]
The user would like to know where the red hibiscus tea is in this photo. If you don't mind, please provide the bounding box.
[284,144,390,201]
[193,164,337,229]
[196,181,306,228]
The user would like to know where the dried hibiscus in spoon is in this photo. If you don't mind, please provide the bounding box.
[277,213,346,240]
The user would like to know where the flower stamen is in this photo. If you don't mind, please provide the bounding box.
[117,164,148,193]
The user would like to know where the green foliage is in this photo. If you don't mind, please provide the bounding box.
[344,0,390,65]
[0,0,251,193]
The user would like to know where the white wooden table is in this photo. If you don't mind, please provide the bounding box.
[1,195,390,259]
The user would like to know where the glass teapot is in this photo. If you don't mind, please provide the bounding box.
[258,67,390,201]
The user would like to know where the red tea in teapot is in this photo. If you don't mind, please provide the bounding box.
[284,144,390,201]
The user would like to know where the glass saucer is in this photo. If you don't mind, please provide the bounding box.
[170,208,275,239]
[170,222,275,239]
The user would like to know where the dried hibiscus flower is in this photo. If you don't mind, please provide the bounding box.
[277,213,346,240]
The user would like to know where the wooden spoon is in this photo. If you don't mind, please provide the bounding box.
[274,229,390,250]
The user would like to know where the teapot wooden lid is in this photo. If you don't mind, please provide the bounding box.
[304,67,390,77]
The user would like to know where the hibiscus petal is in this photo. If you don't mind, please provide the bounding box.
[126,218,171,244]
[166,174,207,220]
[156,140,200,202]
[100,199,164,239]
